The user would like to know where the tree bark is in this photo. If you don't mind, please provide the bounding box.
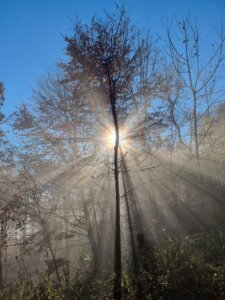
[0,245,3,292]
[83,200,99,275]
[109,81,122,300]
[0,219,7,292]
[193,91,199,160]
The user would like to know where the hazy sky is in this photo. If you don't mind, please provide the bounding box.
[0,0,224,116]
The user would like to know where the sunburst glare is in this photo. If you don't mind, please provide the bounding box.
[105,127,128,149]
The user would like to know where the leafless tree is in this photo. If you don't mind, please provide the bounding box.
[164,18,225,160]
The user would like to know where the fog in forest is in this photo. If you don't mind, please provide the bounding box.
[0,3,225,299]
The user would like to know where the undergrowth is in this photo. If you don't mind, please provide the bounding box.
[3,226,225,299]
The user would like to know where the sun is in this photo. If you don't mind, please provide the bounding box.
[106,128,127,148]
[109,131,117,145]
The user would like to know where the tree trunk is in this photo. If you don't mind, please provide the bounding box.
[193,91,199,160]
[36,199,61,284]
[121,154,138,272]
[110,81,122,300]
[83,200,99,275]
[0,219,7,292]
[0,245,3,292]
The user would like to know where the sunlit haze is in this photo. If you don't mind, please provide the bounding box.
[0,1,224,299]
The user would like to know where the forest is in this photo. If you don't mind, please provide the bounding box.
[1,5,225,299]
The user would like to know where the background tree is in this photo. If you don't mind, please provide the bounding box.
[165,18,225,160]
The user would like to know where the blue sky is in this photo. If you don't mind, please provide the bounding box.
[0,0,224,116]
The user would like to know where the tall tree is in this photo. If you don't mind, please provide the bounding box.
[62,7,154,298]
